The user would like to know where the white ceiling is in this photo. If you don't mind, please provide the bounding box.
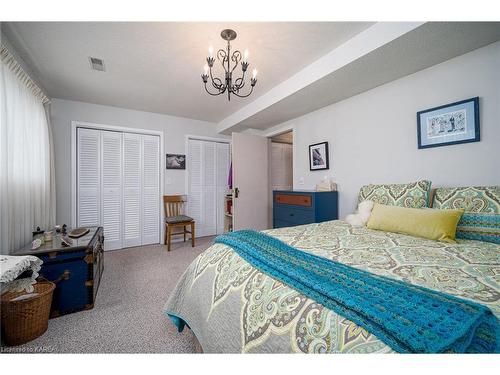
[2,22,373,122]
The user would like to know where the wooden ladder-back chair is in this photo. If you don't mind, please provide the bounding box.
[163,195,195,251]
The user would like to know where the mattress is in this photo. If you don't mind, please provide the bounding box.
[164,220,500,353]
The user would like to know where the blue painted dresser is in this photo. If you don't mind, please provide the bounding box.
[13,227,104,318]
[273,190,338,228]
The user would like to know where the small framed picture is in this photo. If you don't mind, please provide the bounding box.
[309,142,329,171]
[166,154,186,169]
[417,97,480,149]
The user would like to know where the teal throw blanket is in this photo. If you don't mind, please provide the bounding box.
[215,230,500,353]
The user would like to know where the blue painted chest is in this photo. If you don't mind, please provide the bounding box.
[273,190,338,228]
[13,227,104,318]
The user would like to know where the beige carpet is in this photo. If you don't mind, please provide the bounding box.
[7,236,213,353]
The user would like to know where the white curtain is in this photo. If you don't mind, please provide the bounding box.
[0,45,56,254]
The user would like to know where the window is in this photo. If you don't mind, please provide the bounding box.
[0,45,55,254]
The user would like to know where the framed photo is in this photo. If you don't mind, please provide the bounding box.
[309,142,329,171]
[417,97,480,149]
[166,154,186,169]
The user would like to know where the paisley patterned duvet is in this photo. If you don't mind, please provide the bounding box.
[164,220,500,353]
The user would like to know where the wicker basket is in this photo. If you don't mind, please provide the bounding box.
[1,281,55,346]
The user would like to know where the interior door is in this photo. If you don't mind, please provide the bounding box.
[187,139,230,237]
[232,132,269,231]
[122,133,142,248]
[271,142,293,191]
[141,134,160,245]
[100,130,123,250]
[201,141,217,236]
[187,139,203,235]
[216,142,230,234]
[77,128,101,228]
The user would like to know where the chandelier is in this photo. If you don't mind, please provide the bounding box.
[201,29,258,101]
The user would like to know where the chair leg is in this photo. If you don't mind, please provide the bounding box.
[183,225,186,242]
[191,222,195,248]
[167,226,172,252]
[164,224,168,245]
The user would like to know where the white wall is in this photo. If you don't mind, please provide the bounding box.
[265,41,500,217]
[51,99,227,225]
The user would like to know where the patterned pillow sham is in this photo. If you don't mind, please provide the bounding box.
[432,186,500,244]
[455,213,500,244]
[357,180,432,209]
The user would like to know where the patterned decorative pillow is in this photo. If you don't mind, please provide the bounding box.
[357,180,432,209]
[432,186,500,244]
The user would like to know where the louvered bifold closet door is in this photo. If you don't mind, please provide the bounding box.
[187,139,203,235]
[216,142,230,234]
[101,131,123,250]
[271,142,293,191]
[122,133,142,248]
[202,141,217,237]
[141,135,160,245]
[77,128,101,227]
[283,143,293,189]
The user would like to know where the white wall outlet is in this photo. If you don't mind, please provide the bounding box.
[166,177,173,185]
[298,176,304,185]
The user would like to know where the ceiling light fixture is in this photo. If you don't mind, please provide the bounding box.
[201,29,257,101]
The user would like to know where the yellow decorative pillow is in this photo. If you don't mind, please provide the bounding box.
[366,203,464,243]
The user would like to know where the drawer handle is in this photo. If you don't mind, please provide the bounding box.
[290,213,294,217]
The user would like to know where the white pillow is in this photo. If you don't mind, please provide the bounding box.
[345,200,374,227]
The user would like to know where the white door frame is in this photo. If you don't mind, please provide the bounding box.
[71,121,165,246]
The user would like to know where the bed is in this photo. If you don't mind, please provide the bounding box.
[164,219,500,353]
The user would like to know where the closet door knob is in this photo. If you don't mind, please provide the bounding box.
[234,187,240,198]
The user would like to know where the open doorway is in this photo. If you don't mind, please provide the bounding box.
[268,130,293,227]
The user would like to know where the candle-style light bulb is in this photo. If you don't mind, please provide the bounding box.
[204,64,209,75]
[208,46,214,57]
[243,49,249,62]
[252,69,258,79]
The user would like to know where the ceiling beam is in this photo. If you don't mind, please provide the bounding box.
[216,22,424,134]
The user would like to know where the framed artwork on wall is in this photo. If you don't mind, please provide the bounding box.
[417,97,480,149]
[309,141,329,171]
[166,154,186,169]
